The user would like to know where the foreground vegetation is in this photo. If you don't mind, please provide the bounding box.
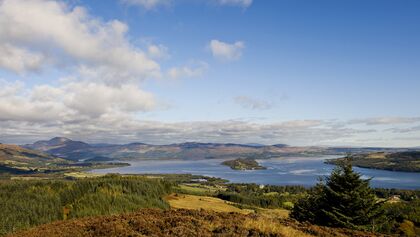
[9,209,316,237]
[325,151,420,172]
[292,159,420,236]
[0,170,419,236]
[0,175,172,236]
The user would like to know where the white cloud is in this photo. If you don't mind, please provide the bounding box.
[0,44,45,74]
[0,80,156,122]
[167,61,209,79]
[0,81,66,122]
[120,0,252,9]
[234,96,272,110]
[349,117,420,125]
[0,117,399,146]
[63,81,156,118]
[120,0,171,9]
[217,0,253,8]
[0,88,419,147]
[0,0,160,82]
[147,44,170,60]
[209,40,245,61]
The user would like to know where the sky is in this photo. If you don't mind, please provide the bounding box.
[0,0,420,146]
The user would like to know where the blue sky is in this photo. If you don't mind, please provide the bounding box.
[0,0,419,146]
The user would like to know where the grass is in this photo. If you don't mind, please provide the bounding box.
[256,207,290,219]
[177,183,225,195]
[165,194,312,237]
[165,193,254,214]
[63,172,105,178]
[367,153,387,159]
[166,193,292,219]
[243,217,313,237]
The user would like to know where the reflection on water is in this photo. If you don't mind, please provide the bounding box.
[91,156,420,189]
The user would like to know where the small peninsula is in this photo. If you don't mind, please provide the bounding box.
[325,151,420,172]
[221,158,266,170]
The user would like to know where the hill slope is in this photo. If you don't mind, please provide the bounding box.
[24,137,90,160]
[0,144,69,174]
[9,209,386,237]
[0,144,128,176]
[23,137,420,161]
[325,151,420,172]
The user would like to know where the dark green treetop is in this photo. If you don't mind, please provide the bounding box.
[291,158,384,230]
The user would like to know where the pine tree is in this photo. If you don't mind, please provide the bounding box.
[291,158,384,230]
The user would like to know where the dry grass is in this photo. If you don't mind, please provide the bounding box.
[9,208,387,237]
[367,152,387,159]
[178,183,225,194]
[256,208,290,219]
[165,193,254,214]
[63,172,104,179]
[244,217,313,237]
[8,209,316,237]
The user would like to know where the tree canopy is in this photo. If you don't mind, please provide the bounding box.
[291,159,384,231]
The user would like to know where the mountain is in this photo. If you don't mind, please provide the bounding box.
[24,137,90,160]
[23,138,332,161]
[24,137,419,162]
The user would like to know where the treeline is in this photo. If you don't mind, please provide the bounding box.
[0,175,173,236]
[374,188,419,201]
[380,200,420,235]
[225,183,306,194]
[217,184,306,209]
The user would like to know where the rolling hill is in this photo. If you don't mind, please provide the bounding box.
[325,151,420,172]
[0,144,69,174]
[22,137,420,162]
[24,137,90,160]
[0,143,128,176]
[22,137,330,161]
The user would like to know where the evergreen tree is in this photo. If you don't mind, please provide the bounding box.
[291,158,384,230]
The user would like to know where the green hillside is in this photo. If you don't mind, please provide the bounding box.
[325,151,420,172]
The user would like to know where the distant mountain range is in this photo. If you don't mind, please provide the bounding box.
[21,137,420,162]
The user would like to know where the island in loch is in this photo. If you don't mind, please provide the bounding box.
[221,158,267,170]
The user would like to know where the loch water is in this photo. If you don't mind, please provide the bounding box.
[91,156,420,189]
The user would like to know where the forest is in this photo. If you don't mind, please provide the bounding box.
[0,175,172,236]
[0,172,419,236]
